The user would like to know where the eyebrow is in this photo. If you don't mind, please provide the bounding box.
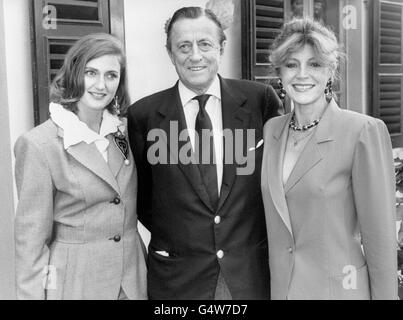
[84,67,120,73]
[287,56,318,61]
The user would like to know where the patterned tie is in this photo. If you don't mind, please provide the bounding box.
[193,94,219,210]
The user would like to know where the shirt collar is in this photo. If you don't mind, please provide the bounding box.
[49,102,124,150]
[178,75,221,108]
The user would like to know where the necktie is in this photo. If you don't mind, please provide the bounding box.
[193,94,219,210]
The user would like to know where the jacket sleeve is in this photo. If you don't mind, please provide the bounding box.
[14,134,54,300]
[127,105,153,231]
[352,119,398,300]
[262,84,283,123]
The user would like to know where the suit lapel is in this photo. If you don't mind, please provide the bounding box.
[284,100,338,194]
[107,134,124,178]
[65,138,120,194]
[266,114,294,238]
[217,77,249,212]
[158,84,214,211]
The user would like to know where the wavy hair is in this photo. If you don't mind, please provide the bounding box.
[269,18,344,81]
[49,33,130,115]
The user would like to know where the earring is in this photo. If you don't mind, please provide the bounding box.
[324,79,333,103]
[278,79,286,99]
[112,96,121,115]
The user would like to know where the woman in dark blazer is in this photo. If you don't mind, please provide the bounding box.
[14,33,147,300]
[261,18,397,299]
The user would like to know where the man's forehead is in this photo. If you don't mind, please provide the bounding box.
[171,16,221,40]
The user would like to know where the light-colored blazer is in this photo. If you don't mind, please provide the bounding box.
[14,119,147,300]
[261,100,397,300]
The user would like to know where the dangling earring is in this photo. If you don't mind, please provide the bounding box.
[112,96,121,115]
[278,79,286,99]
[324,79,333,103]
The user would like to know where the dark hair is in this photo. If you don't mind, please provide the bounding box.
[165,6,226,52]
[269,18,344,81]
[49,33,130,115]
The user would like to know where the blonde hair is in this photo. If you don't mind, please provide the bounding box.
[269,18,344,80]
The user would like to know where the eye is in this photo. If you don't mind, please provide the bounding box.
[178,43,191,53]
[199,41,214,51]
[106,73,119,80]
[85,70,96,76]
[285,62,297,68]
[310,61,321,67]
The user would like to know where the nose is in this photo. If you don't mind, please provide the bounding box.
[297,65,309,79]
[189,42,202,62]
[95,75,106,90]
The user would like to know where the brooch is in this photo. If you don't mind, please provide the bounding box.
[113,129,130,166]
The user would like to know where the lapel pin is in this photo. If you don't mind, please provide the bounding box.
[113,129,130,165]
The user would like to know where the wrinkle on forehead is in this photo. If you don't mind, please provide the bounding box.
[170,17,221,44]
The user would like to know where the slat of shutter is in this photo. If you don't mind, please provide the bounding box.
[255,0,285,65]
[379,75,402,134]
[380,2,401,64]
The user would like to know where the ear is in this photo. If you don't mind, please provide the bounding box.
[220,40,227,56]
[166,46,175,65]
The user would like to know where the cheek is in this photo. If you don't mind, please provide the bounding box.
[279,69,294,83]
[172,53,187,67]
[83,76,94,90]
[107,80,120,93]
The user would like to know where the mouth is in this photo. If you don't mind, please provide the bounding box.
[292,84,315,92]
[188,66,206,72]
[89,92,107,99]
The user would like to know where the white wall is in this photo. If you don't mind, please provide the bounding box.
[3,0,35,198]
[124,0,242,102]
[0,0,33,300]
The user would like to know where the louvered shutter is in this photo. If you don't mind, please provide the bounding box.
[372,0,403,147]
[31,0,124,125]
[242,0,285,83]
[242,0,290,112]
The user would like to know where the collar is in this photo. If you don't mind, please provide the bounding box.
[49,102,124,150]
[178,75,221,108]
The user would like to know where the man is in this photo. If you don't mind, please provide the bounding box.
[127,6,282,299]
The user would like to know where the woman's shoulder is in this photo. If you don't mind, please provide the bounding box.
[16,119,59,148]
[263,113,290,133]
[337,108,386,132]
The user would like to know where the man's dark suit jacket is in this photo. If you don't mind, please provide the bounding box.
[127,76,282,299]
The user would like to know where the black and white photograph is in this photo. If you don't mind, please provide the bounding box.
[0,0,403,307]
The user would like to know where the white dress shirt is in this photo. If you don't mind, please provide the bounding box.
[178,76,223,195]
[49,102,124,163]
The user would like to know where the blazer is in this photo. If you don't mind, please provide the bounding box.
[14,119,147,300]
[261,100,398,300]
[127,76,282,299]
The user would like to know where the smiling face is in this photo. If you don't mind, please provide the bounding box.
[77,54,121,115]
[280,44,331,109]
[167,16,225,95]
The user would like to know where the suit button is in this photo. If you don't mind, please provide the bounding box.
[112,197,121,205]
[214,216,221,224]
[288,247,293,253]
[113,235,121,242]
[216,250,224,259]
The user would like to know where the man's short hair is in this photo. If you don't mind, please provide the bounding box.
[165,6,226,52]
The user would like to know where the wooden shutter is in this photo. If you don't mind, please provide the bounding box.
[372,0,403,147]
[30,0,124,125]
[242,0,285,84]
